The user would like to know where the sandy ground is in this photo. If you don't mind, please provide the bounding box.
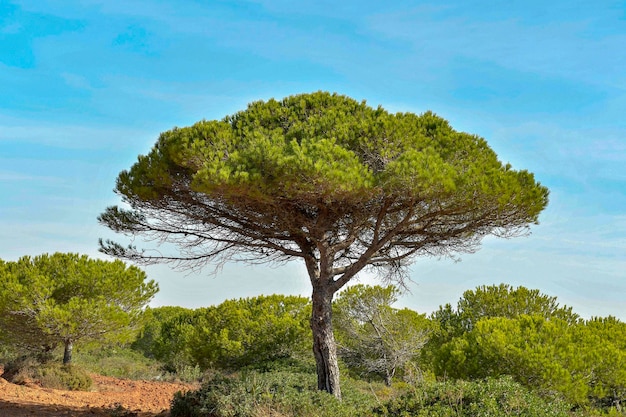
[0,371,198,417]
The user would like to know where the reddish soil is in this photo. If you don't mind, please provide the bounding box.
[0,371,198,417]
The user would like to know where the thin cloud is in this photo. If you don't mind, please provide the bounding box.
[0,116,152,151]
[366,3,626,89]
[0,170,65,184]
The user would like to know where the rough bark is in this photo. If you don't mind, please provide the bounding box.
[310,284,342,399]
[63,340,73,365]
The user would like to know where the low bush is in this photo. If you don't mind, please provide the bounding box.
[3,357,92,390]
[74,345,163,380]
[0,342,18,365]
[38,363,92,391]
[170,370,380,417]
[373,376,569,417]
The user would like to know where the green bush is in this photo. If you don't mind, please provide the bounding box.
[74,344,203,382]
[239,355,316,374]
[3,357,92,390]
[170,370,379,417]
[74,345,164,380]
[0,342,18,365]
[38,363,92,390]
[373,376,569,417]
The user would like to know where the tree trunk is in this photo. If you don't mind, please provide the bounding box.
[384,371,392,387]
[310,285,342,399]
[63,339,73,365]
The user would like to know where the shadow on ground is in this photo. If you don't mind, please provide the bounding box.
[0,399,167,417]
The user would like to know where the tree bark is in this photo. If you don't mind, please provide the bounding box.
[310,284,342,399]
[63,339,73,365]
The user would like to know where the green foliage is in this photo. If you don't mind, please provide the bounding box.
[115,92,548,210]
[102,91,549,268]
[170,370,380,417]
[427,284,579,373]
[131,306,198,373]
[373,376,570,417]
[334,284,432,385]
[581,317,626,409]
[428,285,626,409]
[170,371,570,417]
[131,306,193,359]
[3,357,92,390]
[38,363,93,391]
[432,283,579,337]
[132,295,311,372]
[0,340,18,365]
[73,345,166,380]
[188,294,312,370]
[434,314,626,408]
[101,91,549,397]
[0,253,158,363]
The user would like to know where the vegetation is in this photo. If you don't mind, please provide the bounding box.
[427,284,626,410]
[1,260,625,416]
[132,294,312,374]
[99,91,548,397]
[187,294,311,371]
[170,370,380,417]
[0,253,158,364]
[2,356,92,391]
[334,284,431,385]
[72,344,176,381]
[373,376,570,417]
[1,93,621,415]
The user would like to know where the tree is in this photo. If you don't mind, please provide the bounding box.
[436,315,626,407]
[99,91,549,397]
[334,285,431,385]
[0,253,158,364]
[432,283,579,338]
[133,295,311,372]
[131,306,196,371]
[427,285,626,408]
[187,294,311,370]
[427,284,579,377]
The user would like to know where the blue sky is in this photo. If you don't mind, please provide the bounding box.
[1,0,625,319]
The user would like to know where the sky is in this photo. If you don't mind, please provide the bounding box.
[1,0,625,319]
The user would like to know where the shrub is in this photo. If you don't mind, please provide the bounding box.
[170,370,379,417]
[38,363,92,391]
[0,342,18,365]
[2,356,41,385]
[373,376,569,417]
[74,345,164,380]
[3,357,92,390]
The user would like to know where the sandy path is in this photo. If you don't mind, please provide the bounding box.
[0,372,198,417]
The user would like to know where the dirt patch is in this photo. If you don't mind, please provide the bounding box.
[0,372,198,417]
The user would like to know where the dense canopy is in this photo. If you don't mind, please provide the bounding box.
[102,92,547,271]
[0,253,158,364]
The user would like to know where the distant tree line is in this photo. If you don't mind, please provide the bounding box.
[2,255,625,411]
[132,283,626,410]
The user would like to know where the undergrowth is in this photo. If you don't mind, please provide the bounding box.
[3,356,92,390]
[170,370,382,417]
[373,376,570,417]
[74,345,201,382]
[170,372,587,417]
